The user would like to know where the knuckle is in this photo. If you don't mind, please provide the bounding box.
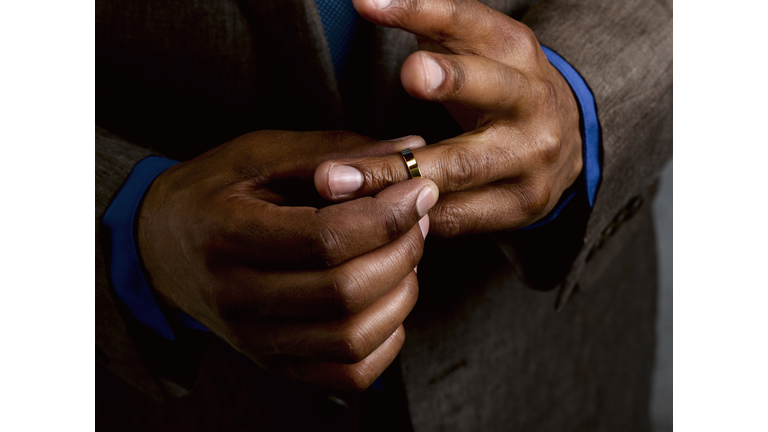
[537,131,563,164]
[381,202,409,242]
[495,64,521,106]
[335,326,370,364]
[362,161,402,190]
[339,328,404,391]
[495,19,519,46]
[327,269,365,316]
[402,274,420,302]
[517,183,551,217]
[521,25,538,46]
[400,229,425,265]
[342,367,376,392]
[397,0,422,16]
[517,25,540,56]
[383,228,425,268]
[431,201,466,237]
[306,221,346,268]
[497,23,539,61]
[397,0,465,44]
[436,0,463,43]
[533,77,559,114]
[390,0,423,29]
[440,146,488,191]
[443,56,469,99]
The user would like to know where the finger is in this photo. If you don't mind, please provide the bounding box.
[238,272,418,364]
[252,325,406,392]
[400,52,532,112]
[425,181,559,237]
[316,131,536,200]
[274,132,427,180]
[351,0,527,58]
[215,177,438,269]
[234,130,426,181]
[219,216,427,320]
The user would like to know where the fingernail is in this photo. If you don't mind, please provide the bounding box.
[423,54,444,91]
[417,185,438,217]
[414,266,418,274]
[382,135,413,142]
[373,0,392,9]
[418,215,430,239]
[328,164,363,196]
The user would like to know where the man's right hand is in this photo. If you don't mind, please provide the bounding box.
[137,130,438,391]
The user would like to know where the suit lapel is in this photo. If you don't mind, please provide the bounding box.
[242,0,345,129]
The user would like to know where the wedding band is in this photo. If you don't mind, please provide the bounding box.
[400,148,422,179]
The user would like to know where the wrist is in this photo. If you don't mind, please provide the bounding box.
[540,45,602,208]
[103,156,180,339]
[136,163,181,310]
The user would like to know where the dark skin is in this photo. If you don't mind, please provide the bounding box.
[137,0,582,391]
[138,131,437,391]
[316,0,583,237]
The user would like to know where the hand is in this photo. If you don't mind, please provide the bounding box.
[316,0,583,237]
[137,131,438,391]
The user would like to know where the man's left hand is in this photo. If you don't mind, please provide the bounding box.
[316,0,583,236]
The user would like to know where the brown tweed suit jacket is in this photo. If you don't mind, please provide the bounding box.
[96,0,672,430]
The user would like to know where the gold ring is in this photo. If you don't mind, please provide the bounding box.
[400,148,422,179]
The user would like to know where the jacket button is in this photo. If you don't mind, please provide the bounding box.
[586,245,598,262]
[587,195,645,264]
[603,221,619,238]
[595,237,605,250]
[615,206,630,224]
[626,195,645,219]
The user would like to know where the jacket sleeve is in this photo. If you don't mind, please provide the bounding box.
[97,127,213,399]
[491,0,672,307]
[96,126,165,400]
[533,0,672,304]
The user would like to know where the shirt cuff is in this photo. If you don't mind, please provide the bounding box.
[102,156,210,339]
[522,45,602,230]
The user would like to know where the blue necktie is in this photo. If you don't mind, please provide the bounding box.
[315,0,360,77]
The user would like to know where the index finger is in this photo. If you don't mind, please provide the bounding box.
[352,0,526,58]
[315,131,532,201]
[214,177,438,269]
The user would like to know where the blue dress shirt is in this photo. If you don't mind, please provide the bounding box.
[102,8,601,340]
[102,157,206,340]
[315,0,360,76]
